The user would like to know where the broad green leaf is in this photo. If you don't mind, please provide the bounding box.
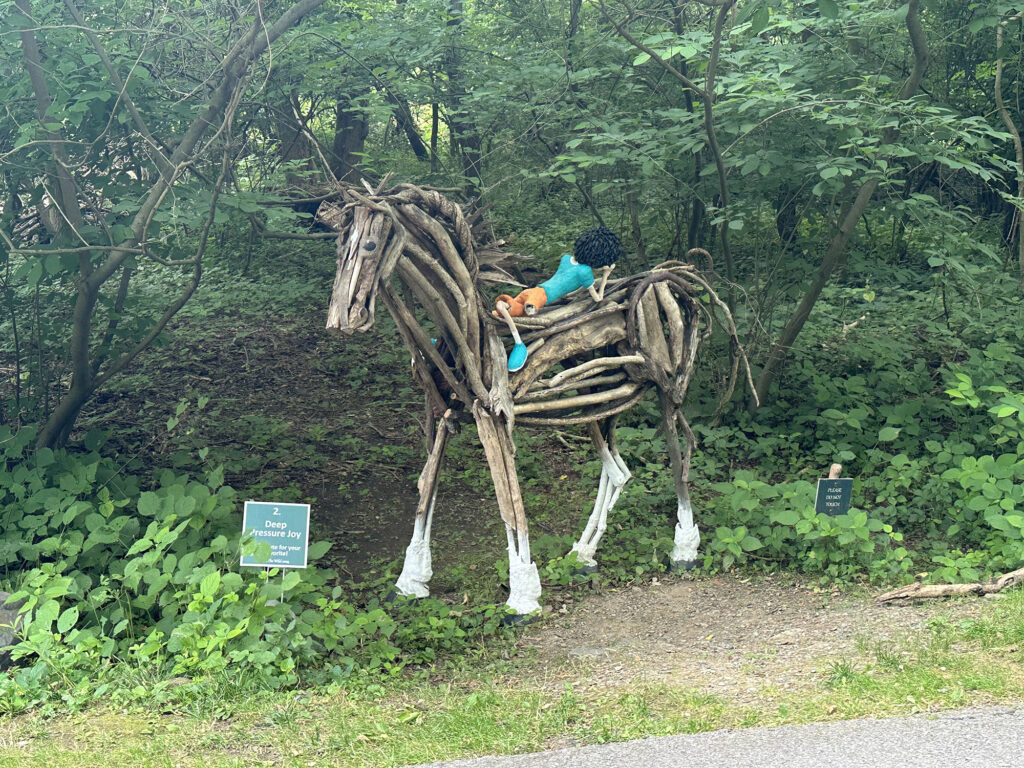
[57,606,79,634]
[818,0,839,18]
[138,492,161,517]
[770,508,801,526]
[878,427,900,441]
[740,535,763,551]
[199,570,221,599]
[308,540,331,560]
[34,599,60,626]
[750,5,769,35]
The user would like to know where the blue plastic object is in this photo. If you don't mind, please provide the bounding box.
[508,342,528,372]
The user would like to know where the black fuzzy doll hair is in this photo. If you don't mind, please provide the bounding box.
[573,226,623,268]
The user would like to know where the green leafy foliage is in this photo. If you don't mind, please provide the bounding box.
[0,427,511,714]
[4,0,1024,722]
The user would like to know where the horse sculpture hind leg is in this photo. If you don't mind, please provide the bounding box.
[571,416,631,570]
[660,389,701,570]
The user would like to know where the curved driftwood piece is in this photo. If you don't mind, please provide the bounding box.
[513,382,641,415]
[548,355,646,388]
[317,181,754,615]
[517,373,628,402]
[876,567,1024,602]
[514,387,649,426]
[519,303,626,342]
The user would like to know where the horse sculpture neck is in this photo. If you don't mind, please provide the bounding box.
[321,184,517,421]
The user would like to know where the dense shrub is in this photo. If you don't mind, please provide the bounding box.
[0,426,510,714]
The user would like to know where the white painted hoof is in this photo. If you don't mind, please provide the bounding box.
[569,543,599,570]
[506,558,542,616]
[671,520,701,565]
[395,539,432,599]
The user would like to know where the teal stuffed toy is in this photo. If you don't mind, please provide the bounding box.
[495,227,623,372]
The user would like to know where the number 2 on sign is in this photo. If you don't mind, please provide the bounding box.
[273,507,280,515]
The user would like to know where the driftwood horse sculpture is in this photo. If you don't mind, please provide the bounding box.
[318,182,750,617]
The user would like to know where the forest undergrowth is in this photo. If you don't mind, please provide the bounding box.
[2,238,1023,724]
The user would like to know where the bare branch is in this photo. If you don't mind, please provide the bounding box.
[93,149,231,389]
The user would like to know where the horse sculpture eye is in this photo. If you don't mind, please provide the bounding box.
[364,241,377,251]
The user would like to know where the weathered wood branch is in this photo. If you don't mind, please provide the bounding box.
[518,373,627,402]
[515,387,649,426]
[548,355,646,388]
[877,567,1024,603]
[513,382,641,415]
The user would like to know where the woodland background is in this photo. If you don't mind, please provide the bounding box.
[1,0,1024,715]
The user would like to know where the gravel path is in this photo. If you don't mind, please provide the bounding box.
[520,574,984,703]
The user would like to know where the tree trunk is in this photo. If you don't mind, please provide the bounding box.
[445,0,481,191]
[387,94,429,160]
[330,95,369,182]
[995,13,1024,292]
[774,185,800,248]
[751,0,929,409]
[430,102,440,172]
[276,91,313,186]
[626,190,646,267]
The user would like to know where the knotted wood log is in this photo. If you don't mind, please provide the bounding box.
[876,566,1024,602]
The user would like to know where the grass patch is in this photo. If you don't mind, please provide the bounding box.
[3,589,1023,767]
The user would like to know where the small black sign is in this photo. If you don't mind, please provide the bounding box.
[815,478,853,516]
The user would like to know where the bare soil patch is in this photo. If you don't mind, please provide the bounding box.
[520,574,984,703]
[79,299,547,583]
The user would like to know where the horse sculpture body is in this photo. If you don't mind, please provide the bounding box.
[318,182,749,616]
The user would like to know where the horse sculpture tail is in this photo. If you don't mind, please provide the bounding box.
[625,266,713,409]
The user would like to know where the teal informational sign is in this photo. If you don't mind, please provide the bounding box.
[815,478,853,516]
[240,501,310,568]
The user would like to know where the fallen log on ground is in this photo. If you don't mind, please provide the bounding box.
[876,566,1024,602]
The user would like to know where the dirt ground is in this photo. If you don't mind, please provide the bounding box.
[519,574,985,703]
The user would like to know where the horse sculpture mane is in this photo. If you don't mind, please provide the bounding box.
[318,181,752,617]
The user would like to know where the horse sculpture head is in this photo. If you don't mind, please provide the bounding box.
[319,186,525,335]
[320,201,400,334]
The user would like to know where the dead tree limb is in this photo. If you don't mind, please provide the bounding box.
[877,566,1024,602]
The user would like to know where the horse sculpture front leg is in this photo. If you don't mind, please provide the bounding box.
[394,412,452,599]
[471,401,542,617]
